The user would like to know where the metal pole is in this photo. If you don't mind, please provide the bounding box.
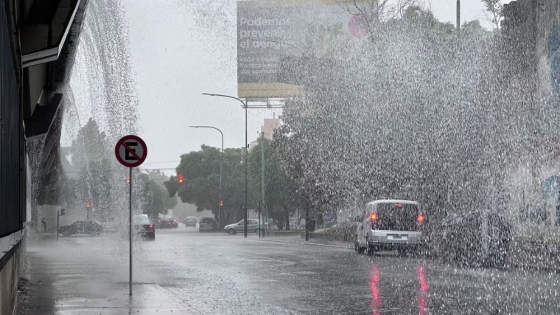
[260,132,265,238]
[305,204,309,241]
[56,211,59,240]
[202,93,277,237]
[129,167,133,296]
[457,0,461,33]
[244,101,248,238]
[219,131,223,229]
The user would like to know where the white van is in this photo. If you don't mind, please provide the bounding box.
[354,199,425,255]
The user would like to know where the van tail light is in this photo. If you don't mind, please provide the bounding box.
[149,224,153,230]
[370,212,378,229]
[417,213,425,223]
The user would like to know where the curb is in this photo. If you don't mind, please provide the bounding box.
[253,238,352,249]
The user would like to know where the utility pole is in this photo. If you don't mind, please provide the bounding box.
[202,93,283,238]
[457,0,461,33]
[260,132,266,238]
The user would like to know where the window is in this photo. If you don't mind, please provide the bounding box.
[375,203,419,231]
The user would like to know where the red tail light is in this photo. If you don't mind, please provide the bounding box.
[149,224,153,229]
[370,212,378,230]
[417,213,425,223]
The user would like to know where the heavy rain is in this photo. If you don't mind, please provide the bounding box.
[1,0,560,314]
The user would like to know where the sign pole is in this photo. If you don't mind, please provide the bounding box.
[114,134,147,297]
[129,166,133,296]
[56,211,59,240]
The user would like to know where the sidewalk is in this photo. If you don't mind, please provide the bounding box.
[255,234,353,248]
[16,231,197,315]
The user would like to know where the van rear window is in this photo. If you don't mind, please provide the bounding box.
[375,203,419,231]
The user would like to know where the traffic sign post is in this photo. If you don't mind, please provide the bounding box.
[115,135,147,296]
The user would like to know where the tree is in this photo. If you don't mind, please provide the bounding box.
[164,145,245,225]
[276,6,499,221]
[67,118,122,221]
[142,179,177,219]
[482,0,504,30]
[248,138,302,230]
[69,118,110,171]
[340,0,418,42]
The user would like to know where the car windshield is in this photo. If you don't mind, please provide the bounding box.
[13,1,560,314]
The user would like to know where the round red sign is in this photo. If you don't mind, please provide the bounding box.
[114,135,148,168]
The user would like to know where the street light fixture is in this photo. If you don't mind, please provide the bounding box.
[189,125,224,229]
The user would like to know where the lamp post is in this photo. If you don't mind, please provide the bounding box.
[189,125,224,229]
[457,0,460,33]
[202,93,249,238]
[203,93,284,238]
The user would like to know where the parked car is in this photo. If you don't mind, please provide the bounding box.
[224,219,262,235]
[199,217,218,232]
[151,219,161,229]
[160,218,178,228]
[439,209,511,268]
[184,216,197,227]
[355,200,426,255]
[58,220,103,236]
[133,214,155,240]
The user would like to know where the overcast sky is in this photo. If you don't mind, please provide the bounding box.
[121,0,510,173]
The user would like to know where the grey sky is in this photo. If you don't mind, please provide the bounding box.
[121,0,507,173]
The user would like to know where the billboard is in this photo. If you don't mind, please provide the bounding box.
[237,0,364,98]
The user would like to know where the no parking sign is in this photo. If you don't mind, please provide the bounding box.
[114,135,147,297]
[114,135,147,167]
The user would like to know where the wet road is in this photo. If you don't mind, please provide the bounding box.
[19,227,560,314]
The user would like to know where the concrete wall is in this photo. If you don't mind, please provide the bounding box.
[501,0,560,237]
[0,229,26,315]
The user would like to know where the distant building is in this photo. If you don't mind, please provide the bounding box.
[249,113,281,150]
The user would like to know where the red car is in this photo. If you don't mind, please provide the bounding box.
[160,218,178,228]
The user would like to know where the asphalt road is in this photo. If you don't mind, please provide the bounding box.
[18,227,560,315]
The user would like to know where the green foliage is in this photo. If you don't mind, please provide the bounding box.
[481,0,504,30]
[276,6,500,219]
[165,145,245,224]
[66,118,122,220]
[248,138,302,230]
[142,179,177,219]
[164,175,178,197]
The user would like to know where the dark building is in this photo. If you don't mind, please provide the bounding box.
[0,0,88,312]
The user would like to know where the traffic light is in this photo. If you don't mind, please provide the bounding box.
[220,200,223,207]
[126,176,130,183]
[86,201,91,208]
[178,175,184,183]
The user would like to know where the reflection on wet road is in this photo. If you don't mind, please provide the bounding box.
[19,228,560,315]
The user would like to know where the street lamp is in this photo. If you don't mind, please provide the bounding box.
[189,125,224,229]
[203,93,249,238]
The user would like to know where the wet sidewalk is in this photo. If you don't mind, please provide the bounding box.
[254,234,353,248]
[16,231,197,315]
